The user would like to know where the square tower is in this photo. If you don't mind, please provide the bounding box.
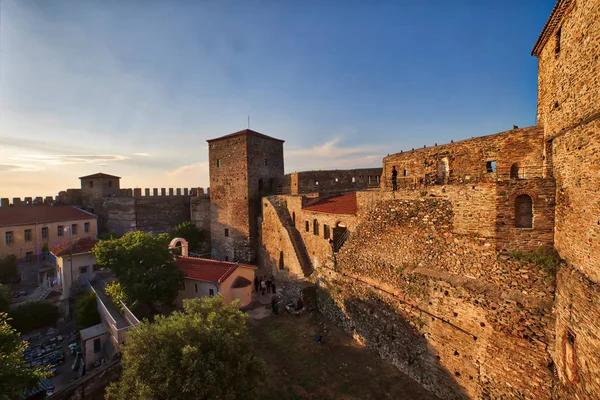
[207,129,284,263]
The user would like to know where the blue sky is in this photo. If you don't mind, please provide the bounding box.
[0,0,554,198]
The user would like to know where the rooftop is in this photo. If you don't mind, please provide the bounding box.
[50,237,99,257]
[79,172,121,180]
[303,192,358,215]
[176,256,256,283]
[80,322,109,341]
[531,0,573,56]
[0,205,97,228]
[206,129,285,144]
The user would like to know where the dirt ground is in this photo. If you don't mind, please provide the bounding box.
[251,311,438,400]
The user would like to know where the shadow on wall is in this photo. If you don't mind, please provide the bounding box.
[316,279,470,399]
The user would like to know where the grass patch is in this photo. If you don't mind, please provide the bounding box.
[509,247,561,284]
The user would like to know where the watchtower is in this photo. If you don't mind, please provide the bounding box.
[207,129,284,263]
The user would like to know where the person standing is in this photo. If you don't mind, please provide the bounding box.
[260,278,266,296]
[391,166,398,191]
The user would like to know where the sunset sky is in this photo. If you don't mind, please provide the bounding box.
[0,0,554,198]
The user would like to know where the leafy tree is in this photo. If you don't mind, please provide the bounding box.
[0,312,51,399]
[105,282,132,312]
[171,221,206,252]
[74,292,101,329]
[92,231,184,307]
[7,302,59,334]
[97,231,122,241]
[0,284,9,313]
[0,255,19,284]
[106,296,265,400]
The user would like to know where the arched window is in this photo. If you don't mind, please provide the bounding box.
[510,164,520,179]
[515,195,533,228]
[313,219,319,236]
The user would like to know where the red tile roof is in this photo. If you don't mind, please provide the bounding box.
[206,129,284,143]
[79,172,121,179]
[0,206,97,228]
[176,257,257,284]
[51,237,99,257]
[303,192,358,215]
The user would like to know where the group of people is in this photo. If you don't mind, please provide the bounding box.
[254,274,276,296]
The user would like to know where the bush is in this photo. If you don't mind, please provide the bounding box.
[0,254,19,283]
[509,247,561,285]
[7,302,59,334]
[75,292,101,329]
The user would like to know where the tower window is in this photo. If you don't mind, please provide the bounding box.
[352,177,356,183]
[108,180,113,188]
[555,27,561,55]
[216,159,222,168]
[264,159,268,166]
[89,181,94,188]
[313,219,319,236]
[224,228,229,237]
[305,221,309,232]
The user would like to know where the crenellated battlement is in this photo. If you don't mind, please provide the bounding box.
[0,196,57,207]
[116,187,210,198]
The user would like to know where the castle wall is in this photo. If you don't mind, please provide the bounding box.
[190,196,211,236]
[285,168,382,195]
[534,1,600,398]
[382,126,545,190]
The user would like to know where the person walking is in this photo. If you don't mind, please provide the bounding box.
[260,278,267,296]
[391,166,398,191]
[254,276,259,293]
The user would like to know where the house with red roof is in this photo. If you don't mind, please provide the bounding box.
[175,256,257,307]
[50,237,99,299]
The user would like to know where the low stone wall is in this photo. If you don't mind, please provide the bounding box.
[49,359,121,400]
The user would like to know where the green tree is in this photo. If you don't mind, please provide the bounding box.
[0,255,19,284]
[7,302,59,334]
[0,313,50,399]
[171,221,206,252]
[0,284,9,313]
[105,282,132,312]
[106,296,265,400]
[74,292,101,329]
[92,231,184,307]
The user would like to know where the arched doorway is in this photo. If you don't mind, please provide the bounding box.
[515,195,533,228]
[437,158,449,184]
[332,223,348,252]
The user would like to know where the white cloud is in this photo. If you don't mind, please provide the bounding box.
[285,137,384,171]
[164,162,210,188]
[133,153,151,157]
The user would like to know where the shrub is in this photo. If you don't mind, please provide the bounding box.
[7,302,59,334]
[75,292,101,329]
[509,247,561,285]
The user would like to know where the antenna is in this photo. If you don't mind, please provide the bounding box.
[248,115,250,129]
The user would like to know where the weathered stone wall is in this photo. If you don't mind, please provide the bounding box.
[382,126,546,190]
[315,198,555,399]
[190,196,211,239]
[536,0,600,136]
[209,135,251,262]
[553,264,600,399]
[283,168,382,195]
[534,2,600,398]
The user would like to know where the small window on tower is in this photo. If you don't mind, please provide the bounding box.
[216,159,222,168]
[486,161,497,173]
[555,27,561,56]
[108,180,113,188]
[224,228,229,237]
[89,181,94,188]
[352,177,356,183]
[264,159,268,166]
[315,180,319,186]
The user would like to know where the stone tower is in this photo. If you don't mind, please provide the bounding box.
[532,0,600,397]
[79,173,121,231]
[207,129,284,263]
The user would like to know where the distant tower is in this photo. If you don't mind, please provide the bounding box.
[79,173,121,231]
[207,129,284,263]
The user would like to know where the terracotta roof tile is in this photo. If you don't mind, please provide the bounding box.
[303,192,358,215]
[0,206,97,228]
[51,237,99,257]
[176,257,256,283]
[206,129,284,143]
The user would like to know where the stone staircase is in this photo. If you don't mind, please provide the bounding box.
[27,280,53,302]
[268,197,313,277]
